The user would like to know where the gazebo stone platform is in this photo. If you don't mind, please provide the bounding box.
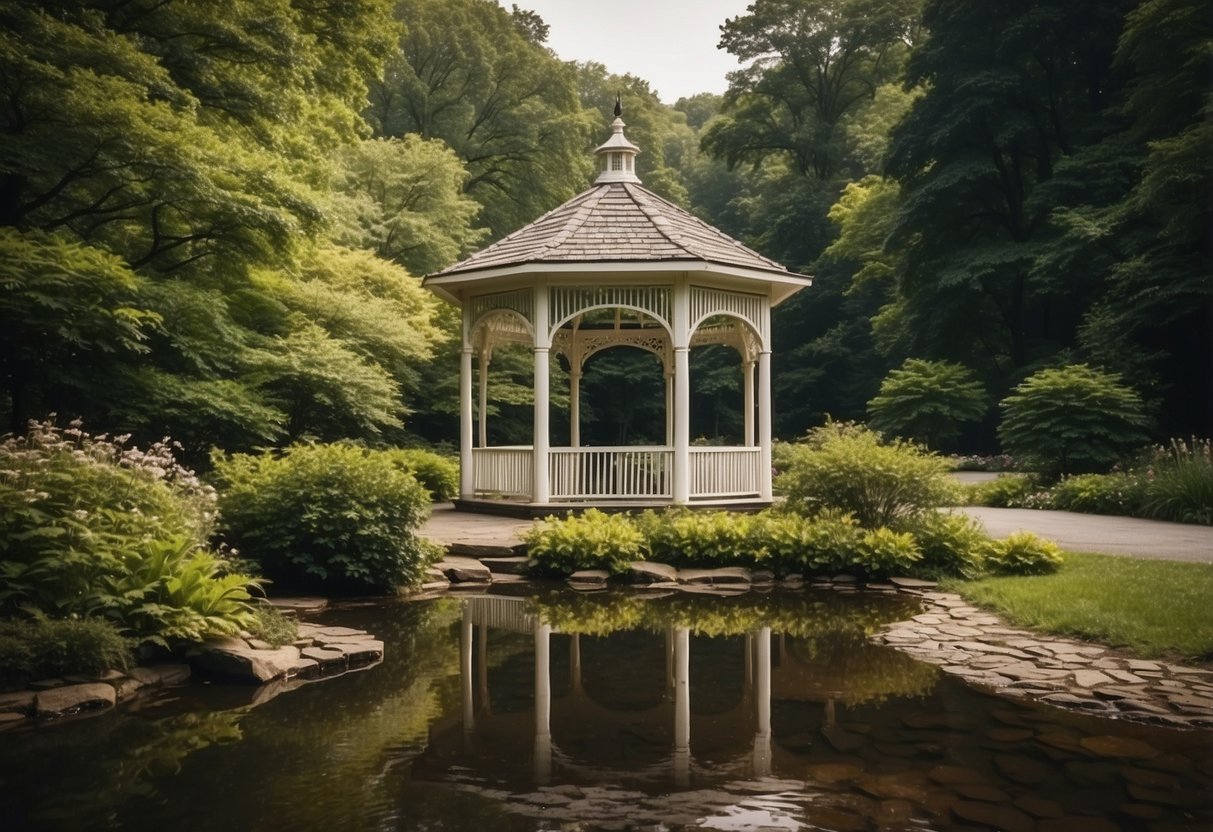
[423,104,809,513]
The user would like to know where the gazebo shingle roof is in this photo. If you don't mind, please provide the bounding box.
[432,182,791,278]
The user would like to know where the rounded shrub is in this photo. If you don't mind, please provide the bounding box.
[387,448,459,502]
[524,509,644,576]
[988,532,1063,575]
[998,364,1149,477]
[754,510,860,576]
[867,358,986,450]
[776,422,958,527]
[636,509,759,568]
[0,617,132,688]
[213,443,439,593]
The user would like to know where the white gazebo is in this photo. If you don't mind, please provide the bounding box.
[423,106,810,514]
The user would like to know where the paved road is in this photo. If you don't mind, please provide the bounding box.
[420,503,1213,564]
[956,506,1213,563]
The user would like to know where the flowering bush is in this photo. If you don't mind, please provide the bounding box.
[0,418,260,644]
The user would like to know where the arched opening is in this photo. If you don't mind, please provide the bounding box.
[578,347,666,446]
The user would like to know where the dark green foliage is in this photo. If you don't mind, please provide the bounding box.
[0,421,260,645]
[776,422,958,527]
[987,532,1064,576]
[998,364,1149,477]
[213,443,439,593]
[1049,473,1146,516]
[1140,439,1213,525]
[965,475,1040,509]
[386,448,459,502]
[867,359,986,449]
[523,509,643,576]
[0,617,132,688]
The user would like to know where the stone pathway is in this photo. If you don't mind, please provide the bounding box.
[875,590,1213,729]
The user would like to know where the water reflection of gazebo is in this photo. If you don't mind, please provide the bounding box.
[422,106,810,513]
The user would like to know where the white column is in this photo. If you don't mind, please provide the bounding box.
[673,626,691,787]
[459,343,474,500]
[460,605,474,739]
[533,623,552,785]
[758,349,772,500]
[532,285,550,504]
[477,348,489,448]
[664,371,673,446]
[569,368,581,448]
[672,281,690,504]
[753,626,772,777]
[743,359,755,447]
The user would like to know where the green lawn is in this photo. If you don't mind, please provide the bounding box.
[944,552,1213,662]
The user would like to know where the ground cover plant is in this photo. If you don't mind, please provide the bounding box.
[0,420,261,648]
[213,443,441,594]
[947,552,1213,661]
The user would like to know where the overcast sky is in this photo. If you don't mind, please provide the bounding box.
[501,0,753,103]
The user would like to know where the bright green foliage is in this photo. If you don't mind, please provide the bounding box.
[0,420,260,644]
[867,359,986,449]
[636,510,760,568]
[386,448,459,503]
[853,528,921,578]
[368,0,592,237]
[213,443,439,593]
[0,617,132,688]
[965,475,1040,509]
[329,136,486,275]
[246,604,300,648]
[753,510,860,576]
[523,509,644,577]
[998,364,1149,477]
[897,512,989,578]
[987,532,1064,576]
[1141,438,1213,525]
[776,422,957,527]
[1049,473,1146,516]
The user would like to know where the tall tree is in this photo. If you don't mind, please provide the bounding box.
[367,0,592,238]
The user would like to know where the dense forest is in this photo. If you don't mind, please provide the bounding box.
[2,0,1210,459]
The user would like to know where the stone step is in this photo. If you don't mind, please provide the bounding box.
[479,555,530,575]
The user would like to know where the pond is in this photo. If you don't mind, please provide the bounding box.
[1,587,1210,831]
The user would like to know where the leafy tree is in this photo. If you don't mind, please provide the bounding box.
[329,136,485,275]
[367,0,592,237]
[704,0,921,180]
[867,358,986,450]
[998,364,1149,477]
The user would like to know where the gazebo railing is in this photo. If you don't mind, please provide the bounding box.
[689,446,762,498]
[471,445,763,501]
[471,446,533,497]
[549,446,673,500]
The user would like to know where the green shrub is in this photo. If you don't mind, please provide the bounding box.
[867,358,986,450]
[998,364,1149,477]
[1141,438,1213,525]
[1050,472,1146,515]
[988,532,1063,575]
[965,474,1039,508]
[0,617,132,688]
[387,448,459,502]
[636,509,760,567]
[753,510,859,576]
[524,509,644,576]
[246,604,300,648]
[776,422,958,527]
[0,420,259,644]
[852,528,922,577]
[898,511,990,578]
[213,443,439,593]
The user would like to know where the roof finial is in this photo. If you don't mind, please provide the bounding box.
[614,94,622,118]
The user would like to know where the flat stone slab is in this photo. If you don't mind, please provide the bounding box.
[130,664,192,687]
[436,556,493,583]
[266,596,328,613]
[889,576,938,589]
[479,556,530,575]
[323,639,385,664]
[192,639,301,684]
[35,683,115,718]
[0,691,35,714]
[678,567,751,585]
[626,561,679,584]
[301,646,348,671]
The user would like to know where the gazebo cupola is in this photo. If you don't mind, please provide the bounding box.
[423,104,811,514]
[594,97,640,184]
